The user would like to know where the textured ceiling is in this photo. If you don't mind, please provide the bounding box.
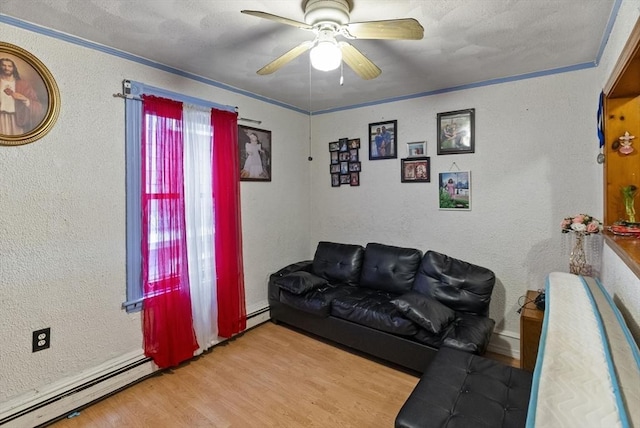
[1,0,617,112]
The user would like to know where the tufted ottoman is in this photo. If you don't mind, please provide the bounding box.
[395,346,533,428]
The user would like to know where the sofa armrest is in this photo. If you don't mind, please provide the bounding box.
[268,260,313,302]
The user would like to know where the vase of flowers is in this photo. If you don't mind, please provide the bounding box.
[561,214,603,276]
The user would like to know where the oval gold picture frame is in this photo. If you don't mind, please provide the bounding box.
[0,42,60,146]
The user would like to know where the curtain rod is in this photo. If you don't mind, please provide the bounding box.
[112,92,262,124]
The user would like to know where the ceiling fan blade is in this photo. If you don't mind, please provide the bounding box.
[338,42,381,80]
[241,10,313,31]
[257,41,314,75]
[342,18,424,40]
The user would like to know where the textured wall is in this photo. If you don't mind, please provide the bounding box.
[0,24,311,402]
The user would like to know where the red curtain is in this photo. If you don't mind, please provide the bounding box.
[211,109,247,337]
[141,95,198,368]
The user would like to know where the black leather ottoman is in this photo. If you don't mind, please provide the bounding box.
[395,346,533,428]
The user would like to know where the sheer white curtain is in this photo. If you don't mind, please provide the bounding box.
[183,104,218,354]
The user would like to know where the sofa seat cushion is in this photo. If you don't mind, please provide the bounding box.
[274,271,328,295]
[395,346,532,428]
[442,312,496,355]
[280,284,356,317]
[359,243,423,293]
[331,288,418,335]
[391,291,456,334]
[312,241,365,284]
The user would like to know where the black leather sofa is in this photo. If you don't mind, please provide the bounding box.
[268,241,497,373]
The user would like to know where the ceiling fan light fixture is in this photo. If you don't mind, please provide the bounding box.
[310,40,342,71]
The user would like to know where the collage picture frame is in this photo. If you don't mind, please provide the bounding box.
[330,137,360,187]
[401,157,431,183]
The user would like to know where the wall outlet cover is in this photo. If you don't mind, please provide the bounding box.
[32,327,51,352]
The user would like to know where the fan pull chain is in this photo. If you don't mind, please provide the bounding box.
[340,61,344,86]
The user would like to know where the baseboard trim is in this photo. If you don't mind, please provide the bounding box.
[487,329,520,359]
[0,307,270,427]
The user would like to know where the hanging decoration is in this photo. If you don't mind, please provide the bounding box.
[617,131,635,155]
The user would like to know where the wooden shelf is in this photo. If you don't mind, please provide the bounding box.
[604,231,640,278]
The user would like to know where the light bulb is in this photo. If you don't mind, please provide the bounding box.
[310,41,342,71]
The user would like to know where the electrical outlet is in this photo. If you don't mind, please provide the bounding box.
[32,328,51,352]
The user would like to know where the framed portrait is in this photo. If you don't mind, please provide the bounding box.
[0,42,61,146]
[340,161,349,174]
[439,171,471,210]
[349,161,361,172]
[239,125,271,181]
[437,109,475,155]
[331,173,340,187]
[340,174,351,184]
[329,141,339,152]
[330,151,339,164]
[368,120,397,160]
[348,138,360,149]
[406,141,426,157]
[338,138,349,152]
[350,172,360,187]
[339,152,350,161]
[330,164,340,173]
[349,148,359,162]
[401,157,431,183]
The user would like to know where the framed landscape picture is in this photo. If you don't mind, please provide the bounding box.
[239,125,271,181]
[439,171,471,210]
[401,157,430,183]
[437,109,475,155]
[368,120,397,160]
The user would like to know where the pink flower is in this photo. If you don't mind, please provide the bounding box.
[586,221,600,233]
[561,219,571,228]
[572,215,585,224]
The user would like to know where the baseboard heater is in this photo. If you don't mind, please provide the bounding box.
[0,308,271,428]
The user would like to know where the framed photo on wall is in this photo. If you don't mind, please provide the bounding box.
[406,141,426,157]
[0,42,61,146]
[437,109,475,155]
[239,125,271,181]
[439,171,471,210]
[401,157,430,182]
[368,120,397,160]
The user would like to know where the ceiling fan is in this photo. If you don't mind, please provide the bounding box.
[241,0,424,80]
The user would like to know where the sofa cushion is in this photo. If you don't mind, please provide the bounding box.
[395,346,532,428]
[359,243,422,293]
[279,284,356,317]
[391,291,456,334]
[442,312,496,355]
[412,250,495,317]
[312,241,365,285]
[274,271,328,295]
[331,288,418,336]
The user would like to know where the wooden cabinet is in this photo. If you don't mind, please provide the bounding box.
[520,290,544,372]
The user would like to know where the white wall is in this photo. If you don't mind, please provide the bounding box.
[0,24,311,403]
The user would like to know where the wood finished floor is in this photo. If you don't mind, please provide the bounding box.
[50,322,517,427]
